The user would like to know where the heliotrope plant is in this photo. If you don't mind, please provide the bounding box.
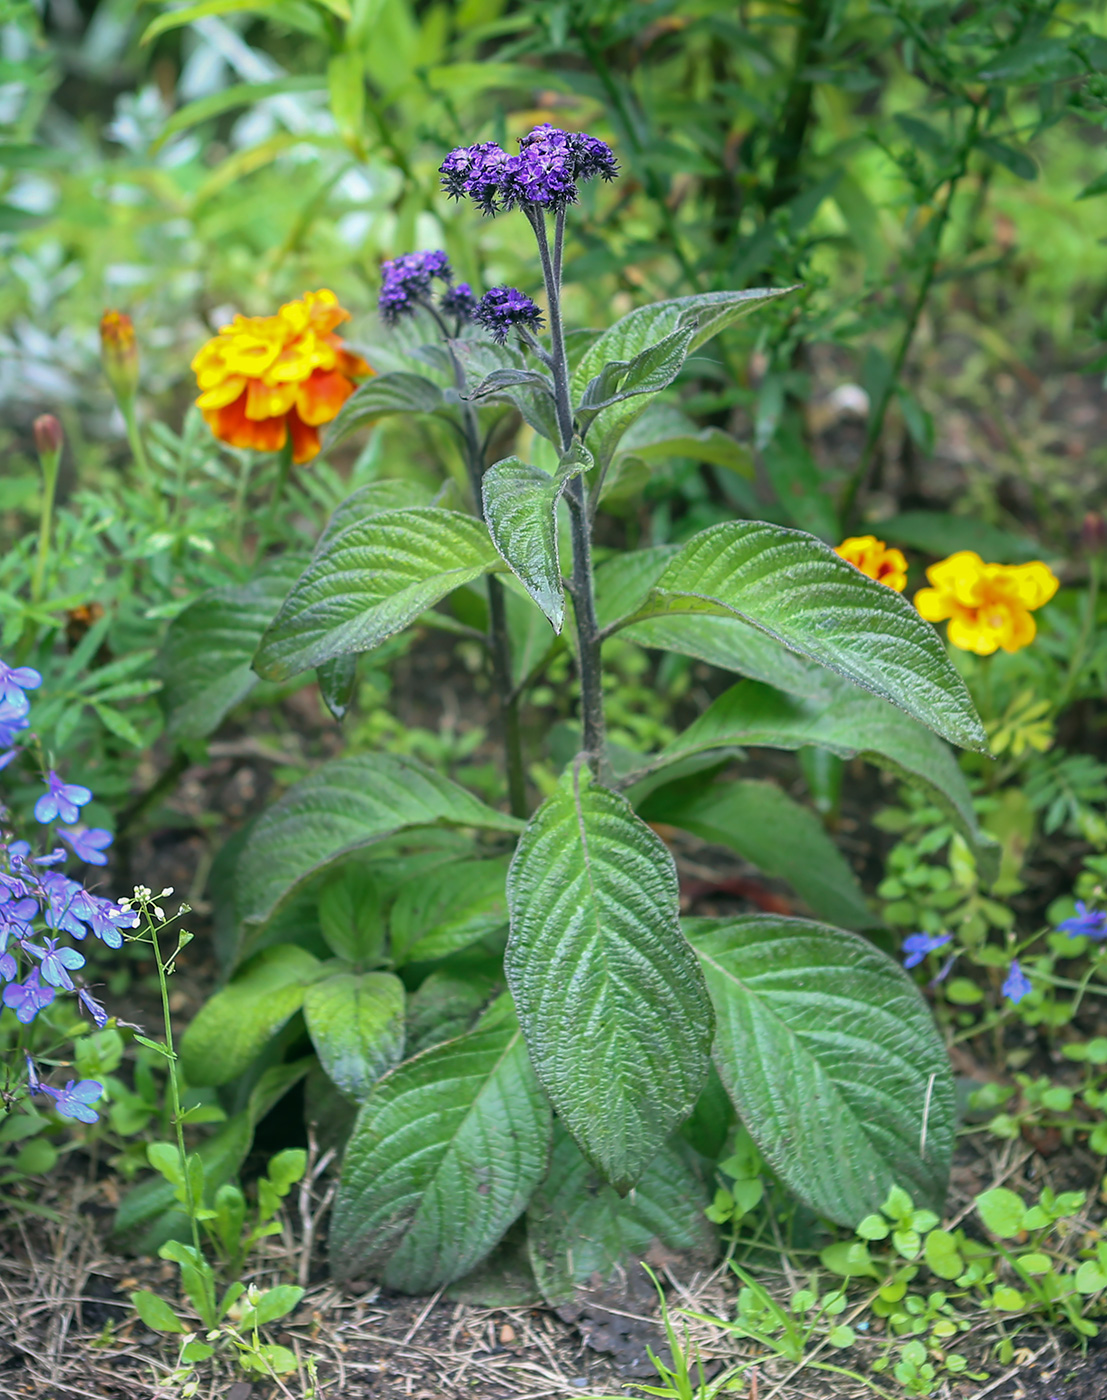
[0,659,137,1127]
[150,122,1038,1302]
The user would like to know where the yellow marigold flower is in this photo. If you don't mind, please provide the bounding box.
[834,535,908,592]
[914,550,1059,656]
[191,289,372,464]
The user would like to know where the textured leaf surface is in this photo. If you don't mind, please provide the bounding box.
[577,322,696,424]
[482,448,589,631]
[629,680,996,872]
[390,857,510,965]
[236,753,522,931]
[618,402,753,476]
[180,945,320,1086]
[611,522,987,752]
[325,372,446,447]
[315,480,431,555]
[255,508,501,679]
[304,971,405,1100]
[642,779,875,930]
[318,866,386,964]
[687,915,955,1223]
[160,559,305,741]
[527,1124,714,1306]
[505,766,713,1192]
[329,996,551,1292]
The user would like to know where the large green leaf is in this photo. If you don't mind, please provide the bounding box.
[527,1123,715,1306]
[390,857,510,965]
[505,765,713,1192]
[687,915,955,1223]
[304,970,405,1100]
[255,507,501,680]
[627,680,997,874]
[329,996,551,1292]
[481,446,588,632]
[616,403,753,477]
[577,322,696,428]
[607,522,987,752]
[314,479,432,555]
[324,372,446,448]
[641,778,875,930]
[572,288,794,395]
[159,557,306,741]
[236,753,521,932]
[180,944,320,1086]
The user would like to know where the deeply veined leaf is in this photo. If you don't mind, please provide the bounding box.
[318,866,386,964]
[314,480,432,555]
[329,995,551,1291]
[641,778,875,930]
[390,857,510,965]
[236,753,521,931]
[324,372,446,448]
[626,679,997,875]
[505,764,713,1192]
[526,1123,715,1306]
[481,445,590,631]
[304,971,405,1100]
[577,321,696,427]
[572,288,795,394]
[254,508,501,680]
[159,557,305,741]
[180,945,320,1086]
[687,915,955,1223]
[607,521,987,752]
[616,403,753,477]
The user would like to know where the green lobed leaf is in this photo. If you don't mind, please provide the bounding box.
[640,778,876,930]
[159,556,306,741]
[687,915,954,1224]
[254,508,501,680]
[505,764,713,1192]
[236,753,521,932]
[626,679,998,876]
[481,445,590,631]
[324,372,447,448]
[390,857,510,965]
[180,944,320,1086]
[329,995,552,1292]
[526,1123,715,1306]
[304,971,405,1100]
[608,522,988,752]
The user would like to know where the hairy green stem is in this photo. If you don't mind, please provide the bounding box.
[31,448,59,607]
[121,398,152,488]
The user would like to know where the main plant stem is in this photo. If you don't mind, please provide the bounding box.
[530,207,606,772]
[425,299,527,818]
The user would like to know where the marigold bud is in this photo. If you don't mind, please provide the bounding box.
[100,310,140,404]
[1081,511,1107,556]
[33,414,63,459]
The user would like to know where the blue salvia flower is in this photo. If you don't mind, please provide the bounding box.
[34,771,93,825]
[41,1079,103,1124]
[474,287,545,345]
[1003,961,1032,1003]
[1057,901,1107,941]
[0,662,41,708]
[59,826,113,866]
[3,970,55,1023]
[901,931,951,969]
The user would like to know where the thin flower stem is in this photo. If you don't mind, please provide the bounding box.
[121,398,152,489]
[31,449,59,606]
[529,205,607,772]
[257,439,294,555]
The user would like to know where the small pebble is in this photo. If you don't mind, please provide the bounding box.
[498,1323,516,1344]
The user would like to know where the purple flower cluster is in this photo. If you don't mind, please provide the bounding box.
[0,657,138,1125]
[377,249,478,329]
[440,123,618,215]
[473,287,545,346]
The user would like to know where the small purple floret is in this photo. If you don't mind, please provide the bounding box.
[78,987,109,1029]
[901,931,951,970]
[474,287,545,346]
[27,936,85,991]
[59,826,113,867]
[378,250,452,324]
[440,281,477,321]
[1057,901,1107,941]
[3,970,55,1023]
[0,662,41,708]
[41,1078,103,1124]
[1003,960,1032,1004]
[34,771,92,826]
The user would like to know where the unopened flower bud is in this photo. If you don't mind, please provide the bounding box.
[100,310,140,405]
[1081,511,1107,556]
[33,414,63,460]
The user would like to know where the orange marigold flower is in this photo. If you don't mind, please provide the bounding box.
[914,550,1059,656]
[100,310,140,403]
[191,289,372,464]
[834,535,908,592]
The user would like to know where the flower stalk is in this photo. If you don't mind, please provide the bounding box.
[31,415,62,606]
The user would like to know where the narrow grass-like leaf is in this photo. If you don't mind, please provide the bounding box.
[304,971,405,1100]
[642,778,876,930]
[687,915,955,1223]
[505,764,713,1192]
[329,996,551,1291]
[608,521,987,752]
[526,1123,715,1306]
[236,753,521,931]
[481,446,590,631]
[254,508,501,680]
[626,679,997,874]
